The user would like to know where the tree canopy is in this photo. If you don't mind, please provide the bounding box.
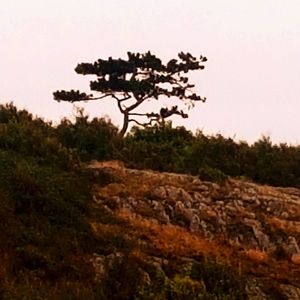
[54,51,207,137]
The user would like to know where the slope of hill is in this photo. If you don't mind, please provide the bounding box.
[1,103,300,299]
[86,161,300,299]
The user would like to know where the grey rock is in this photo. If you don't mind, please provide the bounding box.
[279,284,300,300]
[283,236,300,257]
[245,277,269,300]
[189,214,200,232]
[151,186,167,199]
[252,226,270,251]
[174,201,194,225]
[90,253,106,282]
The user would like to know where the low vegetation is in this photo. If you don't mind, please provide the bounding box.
[55,107,300,188]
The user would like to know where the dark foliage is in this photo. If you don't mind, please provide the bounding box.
[56,108,119,161]
[120,127,300,188]
[121,123,194,172]
[52,105,300,188]
[0,103,96,297]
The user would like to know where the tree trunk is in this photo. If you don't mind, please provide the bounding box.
[118,113,129,138]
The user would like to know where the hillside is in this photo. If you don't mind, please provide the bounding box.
[1,103,300,299]
[85,160,300,299]
[1,155,300,299]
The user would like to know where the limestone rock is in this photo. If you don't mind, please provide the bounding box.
[279,284,300,300]
[151,186,167,199]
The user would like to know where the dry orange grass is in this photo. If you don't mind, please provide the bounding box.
[291,254,300,265]
[256,184,279,196]
[95,181,151,199]
[285,203,300,219]
[267,216,300,235]
[91,161,194,200]
[88,209,300,286]
[90,222,122,237]
[114,209,300,279]
[86,160,125,170]
[94,183,128,199]
[244,249,268,263]
[116,208,233,261]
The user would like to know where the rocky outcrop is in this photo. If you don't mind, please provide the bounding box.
[87,161,300,299]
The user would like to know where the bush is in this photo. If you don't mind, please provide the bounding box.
[56,108,119,161]
[198,166,228,183]
[0,104,97,292]
[121,124,194,172]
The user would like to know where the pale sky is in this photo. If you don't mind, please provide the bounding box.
[1,0,300,143]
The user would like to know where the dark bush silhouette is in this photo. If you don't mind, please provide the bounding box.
[56,108,119,161]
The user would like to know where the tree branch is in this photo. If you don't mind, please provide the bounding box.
[110,94,131,102]
[84,94,113,101]
[110,94,131,113]
[128,112,150,117]
[128,118,158,127]
[126,98,144,112]
[85,93,133,114]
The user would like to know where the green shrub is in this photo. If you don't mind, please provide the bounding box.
[0,104,97,291]
[198,166,228,183]
[56,109,119,161]
[121,124,194,172]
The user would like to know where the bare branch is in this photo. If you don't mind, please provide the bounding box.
[116,100,125,113]
[128,112,149,117]
[128,118,159,127]
[82,94,111,101]
[128,119,147,126]
[126,99,144,112]
[110,94,132,113]
[110,94,131,102]
[119,94,131,102]
[83,93,133,114]
[82,93,129,102]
